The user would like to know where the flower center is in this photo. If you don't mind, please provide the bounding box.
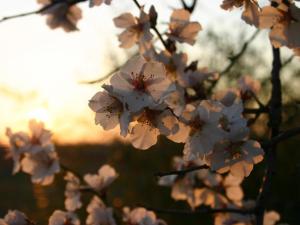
[131,72,146,91]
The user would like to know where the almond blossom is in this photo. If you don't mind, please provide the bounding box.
[109,55,173,112]
[0,210,33,225]
[89,0,112,8]
[86,196,116,225]
[113,10,153,51]
[21,147,60,185]
[49,210,80,225]
[167,9,202,45]
[221,0,260,26]
[5,129,30,174]
[129,108,179,150]
[159,157,228,209]
[89,85,131,137]
[123,207,166,225]
[64,172,82,212]
[182,100,225,161]
[259,1,300,50]
[37,0,82,32]
[6,120,58,183]
[208,129,264,178]
[84,164,118,192]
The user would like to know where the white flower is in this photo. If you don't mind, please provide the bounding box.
[110,55,172,113]
[163,84,186,117]
[183,100,225,161]
[89,0,112,7]
[123,207,166,225]
[259,2,300,50]
[86,196,116,225]
[208,135,264,178]
[5,129,30,174]
[0,210,32,225]
[21,147,60,185]
[179,67,218,88]
[49,210,80,225]
[84,165,118,192]
[113,10,153,51]
[89,86,131,137]
[64,172,82,212]
[221,0,260,26]
[129,109,178,150]
[220,101,249,137]
[167,9,202,45]
[156,51,187,82]
[38,1,82,32]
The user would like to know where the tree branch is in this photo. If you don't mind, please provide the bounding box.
[154,165,209,177]
[256,46,282,225]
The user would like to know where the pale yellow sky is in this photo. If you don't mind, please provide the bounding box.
[0,0,258,145]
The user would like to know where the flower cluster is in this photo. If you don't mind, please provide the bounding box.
[158,157,280,225]
[221,0,300,55]
[5,120,60,185]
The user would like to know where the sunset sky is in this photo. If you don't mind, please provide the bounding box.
[0,0,259,145]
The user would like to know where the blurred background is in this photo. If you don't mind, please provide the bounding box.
[0,0,300,224]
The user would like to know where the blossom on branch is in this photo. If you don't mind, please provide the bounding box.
[49,210,80,225]
[113,10,153,51]
[84,164,118,192]
[0,210,33,225]
[5,120,60,185]
[86,196,116,225]
[37,0,82,32]
[123,207,167,225]
[109,55,173,112]
[259,0,300,52]
[167,9,202,45]
[221,0,260,26]
[64,172,82,212]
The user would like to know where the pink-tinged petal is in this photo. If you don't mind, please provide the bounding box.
[226,186,244,202]
[170,9,190,30]
[142,60,170,102]
[113,13,137,28]
[242,0,260,27]
[230,161,253,178]
[178,22,202,45]
[89,91,121,130]
[269,23,288,48]
[118,30,139,49]
[259,6,283,29]
[156,110,179,136]
[129,123,159,150]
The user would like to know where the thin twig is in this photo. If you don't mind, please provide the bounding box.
[154,165,209,177]
[208,30,260,92]
[80,67,120,84]
[0,0,87,23]
[180,0,198,13]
